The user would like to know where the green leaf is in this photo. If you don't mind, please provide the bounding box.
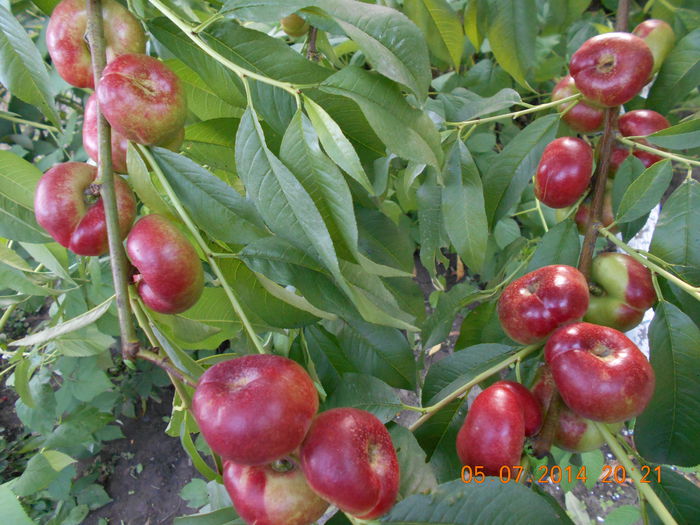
[126,143,177,221]
[10,296,113,347]
[417,175,445,273]
[388,424,439,498]
[304,96,374,194]
[53,325,114,357]
[323,373,402,423]
[0,485,33,525]
[636,303,700,466]
[647,28,700,115]
[646,118,700,150]
[150,147,268,245]
[320,67,443,167]
[0,5,59,125]
[9,450,75,497]
[422,343,516,405]
[337,319,417,390]
[616,160,673,224]
[650,181,700,286]
[150,324,206,380]
[483,114,559,226]
[484,0,537,89]
[463,0,486,51]
[382,478,572,524]
[404,0,464,68]
[13,357,34,408]
[413,399,466,482]
[648,465,700,525]
[442,141,488,273]
[438,88,521,122]
[174,508,243,525]
[183,118,239,173]
[0,151,50,243]
[527,221,581,271]
[421,282,484,350]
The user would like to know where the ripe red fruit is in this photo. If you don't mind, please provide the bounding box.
[223,458,329,525]
[551,75,605,133]
[497,265,590,344]
[585,252,656,332]
[535,137,593,209]
[46,0,146,89]
[193,355,318,466]
[532,367,622,453]
[83,94,185,174]
[632,19,676,75]
[618,109,670,168]
[456,381,541,476]
[545,322,655,423]
[300,408,399,520]
[608,144,630,175]
[569,32,653,107]
[97,54,187,146]
[34,162,136,255]
[126,215,204,314]
[281,14,309,37]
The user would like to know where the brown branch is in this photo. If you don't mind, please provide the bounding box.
[615,0,630,31]
[306,26,319,61]
[86,0,139,360]
[532,393,563,458]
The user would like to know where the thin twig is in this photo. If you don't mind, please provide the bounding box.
[136,348,198,388]
[86,0,139,360]
[306,26,319,61]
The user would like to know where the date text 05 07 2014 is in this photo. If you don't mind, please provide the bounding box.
[460,464,662,484]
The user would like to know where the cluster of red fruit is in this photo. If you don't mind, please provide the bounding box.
[34,0,202,314]
[457,262,656,470]
[535,20,674,232]
[192,354,400,524]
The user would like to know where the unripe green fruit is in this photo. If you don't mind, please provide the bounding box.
[281,14,309,37]
[632,19,676,76]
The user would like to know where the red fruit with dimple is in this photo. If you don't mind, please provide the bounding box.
[126,215,203,314]
[569,32,653,107]
[34,162,136,255]
[223,459,329,525]
[551,75,605,133]
[535,137,593,209]
[456,382,540,476]
[46,0,146,89]
[618,109,670,168]
[545,322,655,423]
[193,355,318,466]
[300,408,399,520]
[97,54,187,146]
[497,265,590,344]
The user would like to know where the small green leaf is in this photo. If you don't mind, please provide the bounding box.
[616,160,673,224]
[388,424,439,498]
[0,484,34,525]
[527,221,581,271]
[438,88,521,122]
[13,357,34,408]
[323,373,402,422]
[646,118,700,150]
[404,0,464,68]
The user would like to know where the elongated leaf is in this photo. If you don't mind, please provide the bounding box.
[636,303,700,466]
[183,118,239,173]
[404,0,464,68]
[150,324,205,379]
[303,96,374,194]
[10,296,114,347]
[421,281,484,350]
[388,425,439,498]
[648,466,700,525]
[323,373,402,423]
[438,88,521,122]
[0,5,59,124]
[413,399,466,482]
[53,326,114,357]
[150,147,267,245]
[483,115,559,226]
[13,358,34,408]
[527,221,581,271]
[0,485,33,525]
[417,175,445,273]
[647,118,700,150]
[126,144,177,221]
[650,181,700,286]
[485,0,537,89]
[0,151,49,243]
[422,343,516,405]
[320,67,442,167]
[647,28,700,114]
[442,141,488,273]
[616,160,673,224]
[175,508,243,525]
[9,450,76,497]
[382,479,572,524]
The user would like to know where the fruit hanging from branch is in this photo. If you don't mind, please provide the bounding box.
[535,137,594,209]
[551,75,605,133]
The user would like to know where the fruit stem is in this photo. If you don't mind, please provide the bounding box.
[445,93,582,129]
[86,0,140,360]
[598,227,700,301]
[616,136,700,167]
[595,423,678,525]
[578,107,618,279]
[408,344,541,431]
[136,145,267,355]
[147,0,315,96]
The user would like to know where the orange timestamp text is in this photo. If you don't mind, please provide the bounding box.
[460,464,662,484]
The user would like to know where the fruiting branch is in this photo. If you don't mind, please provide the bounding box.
[598,227,700,301]
[595,423,678,525]
[85,0,139,360]
[446,93,582,129]
[616,136,700,167]
[136,145,267,354]
[408,344,541,432]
